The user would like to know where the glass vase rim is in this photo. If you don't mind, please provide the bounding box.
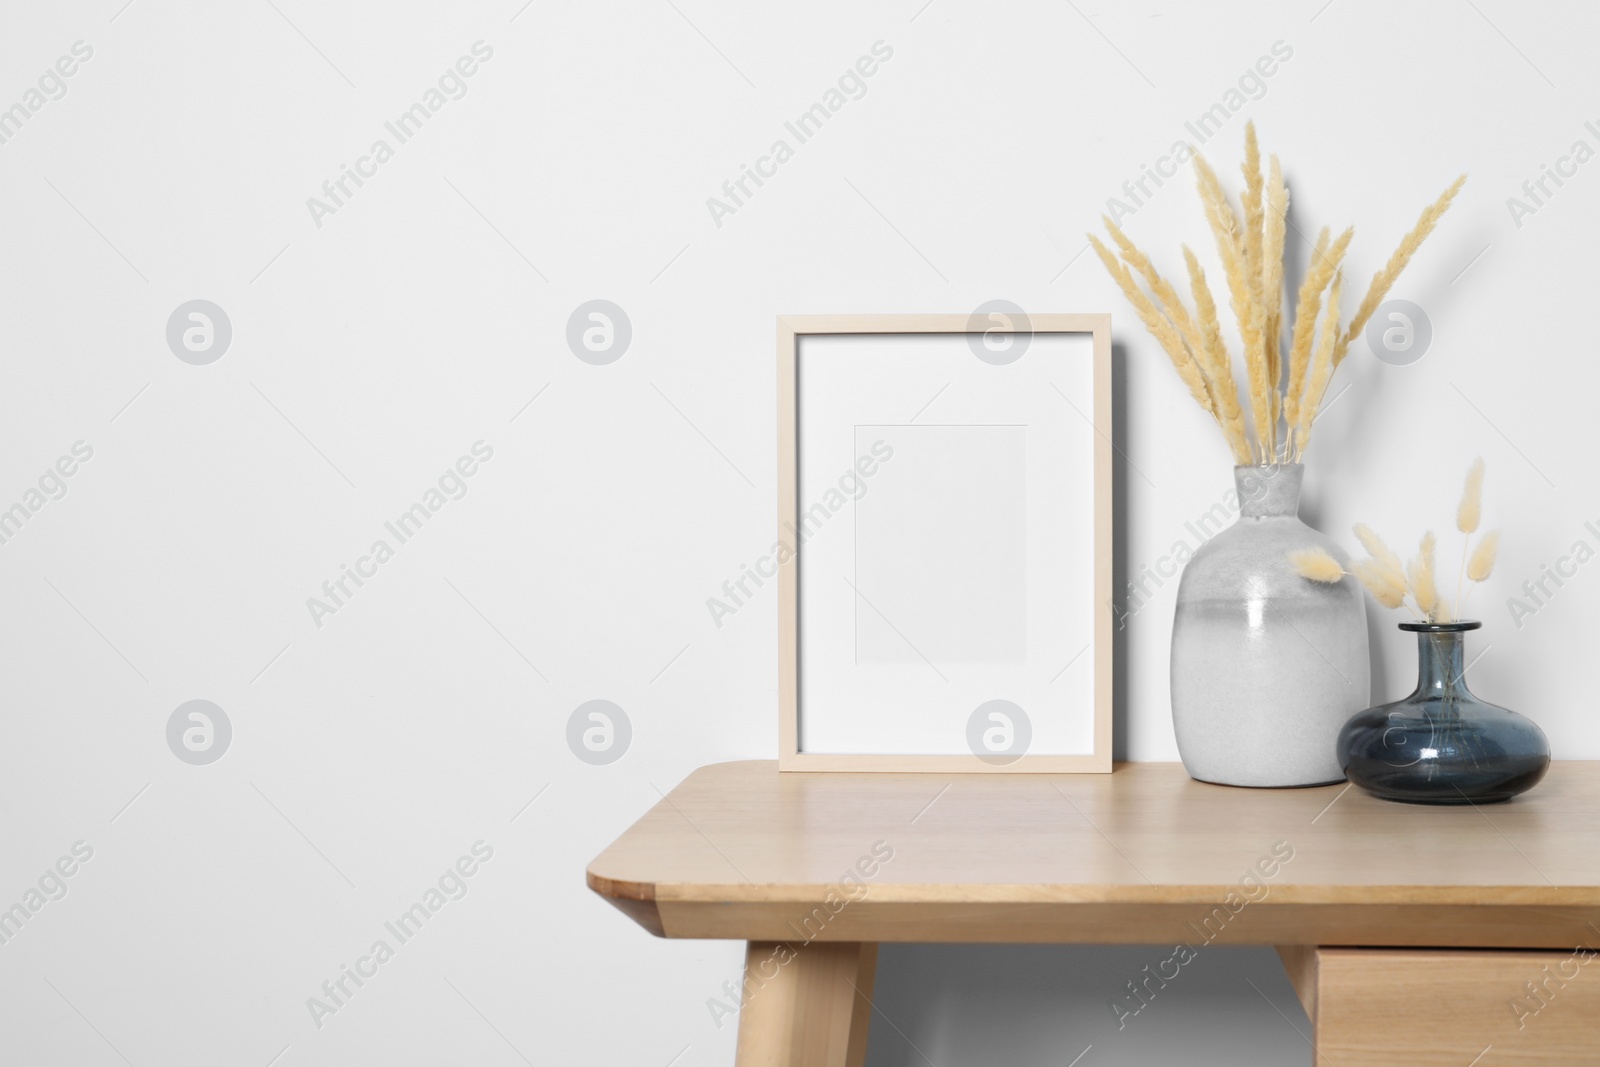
[1398,620,1482,633]
[1231,462,1304,472]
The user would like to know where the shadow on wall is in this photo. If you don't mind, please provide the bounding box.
[866,943,1310,1067]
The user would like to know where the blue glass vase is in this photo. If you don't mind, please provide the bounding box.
[1337,621,1549,804]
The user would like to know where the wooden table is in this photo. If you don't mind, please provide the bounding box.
[588,761,1600,1066]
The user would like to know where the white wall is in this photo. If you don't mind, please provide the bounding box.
[0,0,1591,1064]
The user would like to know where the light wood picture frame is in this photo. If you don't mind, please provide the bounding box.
[777,314,1113,772]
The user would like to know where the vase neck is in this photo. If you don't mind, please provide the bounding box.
[1235,464,1303,518]
[1415,631,1468,699]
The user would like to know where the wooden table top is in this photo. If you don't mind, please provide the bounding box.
[588,761,1600,948]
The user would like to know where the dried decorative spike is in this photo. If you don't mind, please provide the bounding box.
[1352,559,1406,609]
[1084,125,1464,466]
[1408,532,1441,622]
[1182,245,1253,464]
[1088,235,1217,420]
[1352,522,1404,573]
[1262,155,1289,449]
[1334,175,1467,368]
[1104,218,1214,391]
[1457,457,1485,534]
[1295,271,1342,454]
[1241,121,1265,306]
[1290,548,1345,583]
[1194,154,1272,459]
[1467,530,1500,582]
[1283,227,1352,446]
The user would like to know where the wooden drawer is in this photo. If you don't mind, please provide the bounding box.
[1279,945,1600,1066]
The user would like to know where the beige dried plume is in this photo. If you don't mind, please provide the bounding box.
[1090,215,1258,462]
[1353,522,1404,573]
[1182,247,1253,463]
[1104,217,1215,397]
[1090,126,1465,465]
[1290,547,1345,583]
[1088,235,1217,421]
[1261,155,1289,443]
[1454,456,1487,608]
[1283,226,1353,451]
[1295,270,1342,455]
[1343,462,1498,621]
[1334,174,1468,368]
[1194,153,1272,460]
[1457,457,1485,534]
[1351,558,1408,609]
[1241,122,1265,320]
[1351,521,1409,609]
[1467,530,1500,582]
[1408,532,1442,622]
[1293,543,1410,611]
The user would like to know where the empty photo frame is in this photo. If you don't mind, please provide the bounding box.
[777,314,1112,772]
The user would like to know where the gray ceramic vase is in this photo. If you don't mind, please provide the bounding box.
[1171,464,1370,787]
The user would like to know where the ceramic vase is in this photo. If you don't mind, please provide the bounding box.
[1171,464,1370,787]
[1338,621,1548,803]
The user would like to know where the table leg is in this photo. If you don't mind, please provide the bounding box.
[734,941,878,1067]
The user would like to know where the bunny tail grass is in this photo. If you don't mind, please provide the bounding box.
[1289,547,1345,583]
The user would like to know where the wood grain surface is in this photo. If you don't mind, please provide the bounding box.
[588,760,1600,947]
